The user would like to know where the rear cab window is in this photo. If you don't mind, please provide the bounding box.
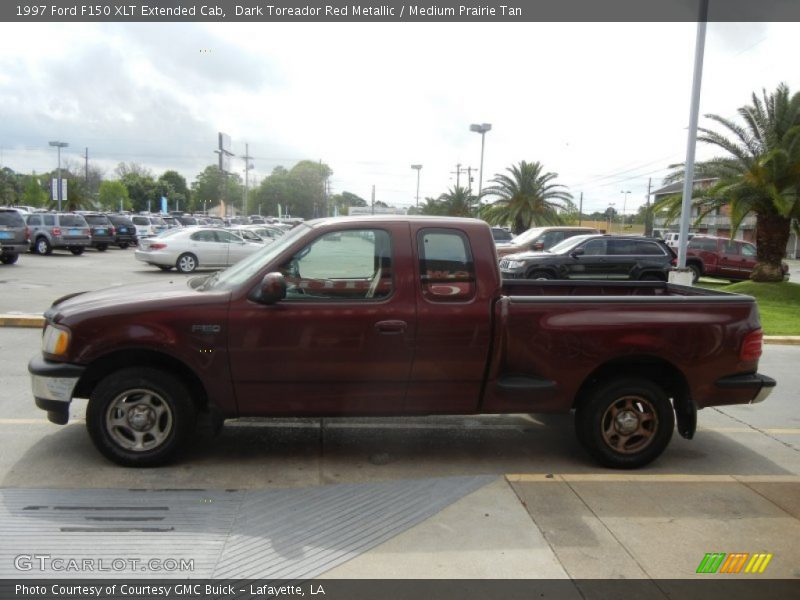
[417,228,476,302]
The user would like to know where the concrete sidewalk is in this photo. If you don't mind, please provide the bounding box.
[324,473,800,579]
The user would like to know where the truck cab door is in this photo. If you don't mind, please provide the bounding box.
[227,224,416,416]
[406,227,493,413]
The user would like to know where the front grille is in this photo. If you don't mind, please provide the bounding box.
[499,259,510,269]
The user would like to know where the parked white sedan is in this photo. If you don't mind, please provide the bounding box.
[134,227,263,273]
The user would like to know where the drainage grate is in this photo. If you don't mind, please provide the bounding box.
[0,476,493,579]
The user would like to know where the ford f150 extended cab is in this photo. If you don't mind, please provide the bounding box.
[29,217,775,468]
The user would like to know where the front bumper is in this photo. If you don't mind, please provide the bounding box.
[28,356,85,424]
[715,373,776,404]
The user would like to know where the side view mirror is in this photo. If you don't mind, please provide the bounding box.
[570,248,585,258]
[253,272,287,305]
[531,242,545,251]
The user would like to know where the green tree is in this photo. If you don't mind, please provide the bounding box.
[252,166,293,217]
[479,161,575,234]
[21,174,49,207]
[159,170,190,212]
[190,165,243,214]
[422,186,476,217]
[331,191,367,215]
[0,167,23,205]
[98,180,131,211]
[655,83,800,281]
[288,160,332,218]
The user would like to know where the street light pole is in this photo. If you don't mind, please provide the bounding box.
[620,190,631,232]
[49,141,68,211]
[469,123,492,199]
[411,164,422,208]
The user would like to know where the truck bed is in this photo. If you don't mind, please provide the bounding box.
[501,279,750,301]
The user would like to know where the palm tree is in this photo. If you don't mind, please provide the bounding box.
[655,83,800,282]
[479,161,574,234]
[418,186,477,217]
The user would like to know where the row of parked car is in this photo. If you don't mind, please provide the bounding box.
[493,225,788,283]
[0,208,293,268]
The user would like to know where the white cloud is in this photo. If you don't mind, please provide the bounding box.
[1,21,798,216]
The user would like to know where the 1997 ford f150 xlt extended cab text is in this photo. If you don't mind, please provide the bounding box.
[29,217,775,468]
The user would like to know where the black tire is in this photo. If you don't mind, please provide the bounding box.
[86,367,197,467]
[1,253,19,265]
[527,269,554,280]
[69,247,85,256]
[34,237,52,255]
[176,253,198,273]
[96,244,108,252]
[157,265,173,271]
[575,378,674,469]
[687,263,701,284]
[118,243,129,250]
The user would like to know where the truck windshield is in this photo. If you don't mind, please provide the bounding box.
[201,223,311,291]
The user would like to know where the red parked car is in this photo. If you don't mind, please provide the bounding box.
[685,235,789,283]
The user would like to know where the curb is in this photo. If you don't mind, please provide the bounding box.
[0,314,44,328]
[1,313,800,345]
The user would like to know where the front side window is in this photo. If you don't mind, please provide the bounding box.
[582,239,608,256]
[418,229,475,302]
[741,243,756,257]
[278,229,393,301]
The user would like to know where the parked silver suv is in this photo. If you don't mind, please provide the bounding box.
[0,208,29,264]
[26,212,91,255]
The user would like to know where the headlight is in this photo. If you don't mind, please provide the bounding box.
[42,324,71,357]
[505,260,525,269]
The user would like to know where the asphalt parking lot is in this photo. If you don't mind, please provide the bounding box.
[0,246,799,582]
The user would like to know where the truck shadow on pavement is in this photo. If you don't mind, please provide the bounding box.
[2,414,796,490]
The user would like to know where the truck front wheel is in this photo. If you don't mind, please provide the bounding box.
[86,367,196,467]
[575,378,674,469]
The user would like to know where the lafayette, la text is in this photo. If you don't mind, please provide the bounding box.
[16,584,325,597]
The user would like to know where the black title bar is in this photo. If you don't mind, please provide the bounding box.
[4,0,800,22]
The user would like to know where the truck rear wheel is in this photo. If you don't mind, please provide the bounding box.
[86,367,196,467]
[575,378,674,469]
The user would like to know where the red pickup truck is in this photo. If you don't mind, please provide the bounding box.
[29,217,775,468]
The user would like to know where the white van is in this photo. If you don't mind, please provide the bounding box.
[663,232,695,248]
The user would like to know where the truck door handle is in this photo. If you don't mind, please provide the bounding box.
[374,320,407,334]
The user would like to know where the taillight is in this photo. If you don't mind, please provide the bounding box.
[740,329,763,362]
[670,257,677,266]
[25,226,30,241]
[52,227,61,236]
[110,226,116,235]
[149,243,167,250]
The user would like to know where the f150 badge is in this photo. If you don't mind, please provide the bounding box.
[191,324,221,334]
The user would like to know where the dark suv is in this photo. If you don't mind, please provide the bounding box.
[499,234,676,281]
[0,208,29,264]
[78,213,115,251]
[496,225,600,257]
[105,214,138,249]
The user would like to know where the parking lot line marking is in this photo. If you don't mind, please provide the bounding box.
[0,418,84,425]
[506,474,800,483]
[699,426,800,434]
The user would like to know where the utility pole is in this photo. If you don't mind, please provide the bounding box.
[242,143,253,218]
[371,185,375,215]
[451,163,468,188]
[578,192,583,226]
[645,178,653,237]
[84,148,88,184]
[466,166,476,194]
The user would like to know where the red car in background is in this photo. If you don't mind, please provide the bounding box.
[685,235,789,283]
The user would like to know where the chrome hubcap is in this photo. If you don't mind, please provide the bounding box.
[601,394,659,454]
[106,389,173,452]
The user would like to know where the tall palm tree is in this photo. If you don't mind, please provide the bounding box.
[479,161,574,234]
[418,186,477,217]
[655,83,800,282]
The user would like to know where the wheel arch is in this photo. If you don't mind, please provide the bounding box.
[524,266,558,279]
[74,349,210,414]
[573,355,695,439]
